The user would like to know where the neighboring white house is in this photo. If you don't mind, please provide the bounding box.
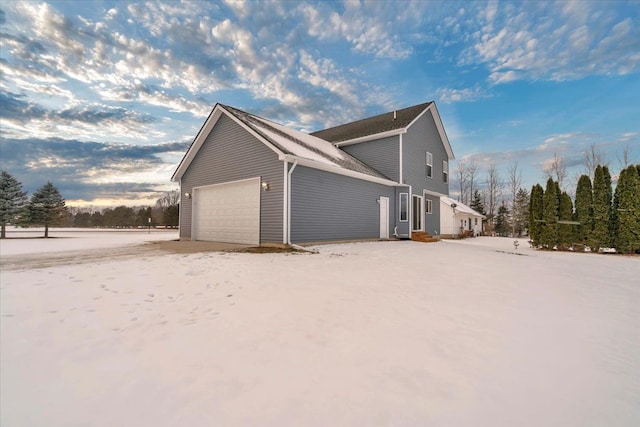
[440,197,485,238]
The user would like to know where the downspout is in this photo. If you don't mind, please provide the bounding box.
[282,162,288,244]
[287,159,298,245]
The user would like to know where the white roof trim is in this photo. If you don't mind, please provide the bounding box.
[441,196,486,218]
[281,154,399,187]
[331,102,454,160]
[426,103,455,160]
[171,104,284,182]
[423,189,448,198]
[333,128,405,147]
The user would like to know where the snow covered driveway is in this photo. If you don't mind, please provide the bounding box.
[1,236,639,426]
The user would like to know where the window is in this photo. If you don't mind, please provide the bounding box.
[426,199,433,214]
[399,193,408,222]
[475,218,478,225]
[426,152,433,178]
[443,160,449,183]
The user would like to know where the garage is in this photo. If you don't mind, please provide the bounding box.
[192,177,260,244]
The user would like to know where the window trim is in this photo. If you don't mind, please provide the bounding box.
[443,160,449,183]
[426,198,433,214]
[399,193,409,222]
[426,151,433,179]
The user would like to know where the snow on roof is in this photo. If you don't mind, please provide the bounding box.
[222,105,389,180]
[441,197,485,218]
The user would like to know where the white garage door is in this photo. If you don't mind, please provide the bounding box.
[192,177,260,244]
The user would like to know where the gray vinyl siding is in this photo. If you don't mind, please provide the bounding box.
[403,110,450,196]
[290,166,395,243]
[179,114,283,243]
[340,135,400,182]
[424,193,440,235]
[401,110,449,236]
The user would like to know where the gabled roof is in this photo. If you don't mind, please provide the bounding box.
[441,197,486,218]
[171,104,394,184]
[311,102,431,143]
[311,101,454,160]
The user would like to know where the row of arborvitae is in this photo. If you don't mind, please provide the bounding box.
[0,171,67,239]
[528,165,640,254]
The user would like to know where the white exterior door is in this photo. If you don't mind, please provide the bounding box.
[379,196,389,239]
[192,178,260,244]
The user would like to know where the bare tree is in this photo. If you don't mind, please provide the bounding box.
[543,152,567,190]
[156,190,180,208]
[507,161,522,237]
[455,161,469,204]
[485,163,503,233]
[616,145,631,169]
[467,158,479,206]
[583,144,607,179]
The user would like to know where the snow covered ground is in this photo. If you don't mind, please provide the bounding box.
[1,234,639,426]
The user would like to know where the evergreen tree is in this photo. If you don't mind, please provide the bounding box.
[591,165,612,250]
[603,166,615,246]
[90,211,104,227]
[470,189,486,215]
[574,175,593,246]
[0,171,28,239]
[541,178,559,249]
[612,165,640,253]
[25,182,67,238]
[558,191,574,250]
[470,190,485,215]
[528,184,544,247]
[163,204,179,228]
[495,201,510,236]
[137,207,153,227]
[513,188,530,237]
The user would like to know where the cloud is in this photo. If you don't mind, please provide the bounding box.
[300,2,413,59]
[0,137,188,202]
[437,85,490,103]
[0,89,158,141]
[1,1,401,133]
[460,1,640,83]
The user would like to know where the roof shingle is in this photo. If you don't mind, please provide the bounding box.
[311,102,432,143]
[222,105,390,180]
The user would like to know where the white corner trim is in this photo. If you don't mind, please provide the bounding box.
[286,159,298,245]
[282,161,288,244]
[399,133,403,184]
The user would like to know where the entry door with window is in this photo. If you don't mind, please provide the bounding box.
[412,195,423,231]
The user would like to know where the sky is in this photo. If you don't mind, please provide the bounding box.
[1,0,639,207]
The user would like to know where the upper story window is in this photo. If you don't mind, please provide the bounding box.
[443,160,449,183]
[426,152,433,178]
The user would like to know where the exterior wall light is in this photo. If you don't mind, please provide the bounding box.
[261,181,269,191]
[184,192,192,199]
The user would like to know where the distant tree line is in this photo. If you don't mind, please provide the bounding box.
[528,164,640,254]
[0,170,179,238]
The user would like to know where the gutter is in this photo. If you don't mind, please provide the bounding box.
[280,154,398,187]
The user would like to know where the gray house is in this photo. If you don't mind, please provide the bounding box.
[171,102,454,245]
